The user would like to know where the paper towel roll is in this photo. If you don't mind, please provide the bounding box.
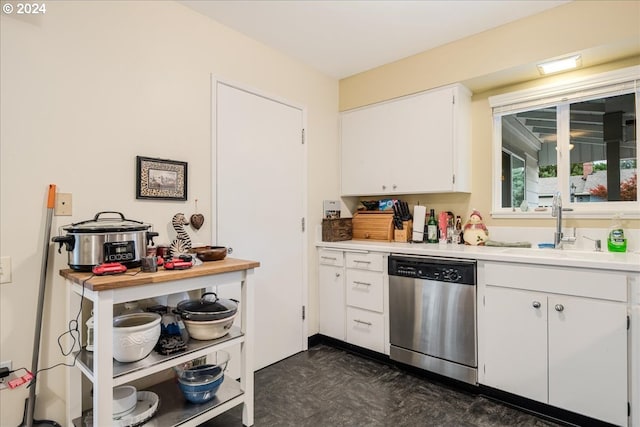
[412,205,426,242]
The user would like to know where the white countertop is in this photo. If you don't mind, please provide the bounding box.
[317,239,640,273]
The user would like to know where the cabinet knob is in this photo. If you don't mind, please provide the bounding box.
[335,272,341,278]
[532,301,541,309]
[382,185,386,190]
[227,247,233,254]
[392,184,397,190]
[555,304,564,312]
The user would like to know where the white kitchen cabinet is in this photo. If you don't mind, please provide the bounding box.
[346,306,385,354]
[480,262,628,426]
[344,251,389,354]
[61,259,258,427]
[318,249,389,355]
[345,269,384,312]
[483,287,548,403]
[318,249,346,340]
[340,83,471,196]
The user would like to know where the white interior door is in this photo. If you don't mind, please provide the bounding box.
[214,80,306,370]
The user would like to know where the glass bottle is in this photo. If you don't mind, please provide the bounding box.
[426,209,438,243]
[455,215,463,244]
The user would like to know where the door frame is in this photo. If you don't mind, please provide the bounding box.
[210,75,309,355]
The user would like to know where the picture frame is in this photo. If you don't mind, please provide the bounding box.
[136,156,188,201]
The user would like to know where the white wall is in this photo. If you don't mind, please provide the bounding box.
[0,1,338,424]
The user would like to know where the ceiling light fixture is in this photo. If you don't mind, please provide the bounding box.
[537,55,582,75]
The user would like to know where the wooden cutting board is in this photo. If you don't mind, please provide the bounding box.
[351,211,394,241]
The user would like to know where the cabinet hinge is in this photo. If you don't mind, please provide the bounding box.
[628,315,630,330]
[301,128,305,145]
[452,174,456,185]
[628,401,631,416]
[452,95,455,105]
[483,295,485,306]
[301,217,305,232]
[302,305,306,320]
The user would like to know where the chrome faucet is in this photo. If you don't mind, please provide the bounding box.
[551,192,575,249]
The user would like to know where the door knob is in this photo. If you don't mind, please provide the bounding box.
[555,304,564,312]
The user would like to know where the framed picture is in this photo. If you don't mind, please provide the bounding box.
[136,156,188,200]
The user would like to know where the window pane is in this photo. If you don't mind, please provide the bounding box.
[501,107,557,208]
[569,93,637,203]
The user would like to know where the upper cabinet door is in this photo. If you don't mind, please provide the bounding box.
[340,84,471,196]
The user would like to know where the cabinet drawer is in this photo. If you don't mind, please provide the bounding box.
[319,249,344,267]
[346,306,385,353]
[483,262,627,302]
[346,269,383,312]
[346,252,384,272]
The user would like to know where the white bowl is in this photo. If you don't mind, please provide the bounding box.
[113,312,161,363]
[182,312,237,340]
[113,385,137,418]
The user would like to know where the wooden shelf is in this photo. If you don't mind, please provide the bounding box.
[60,258,260,291]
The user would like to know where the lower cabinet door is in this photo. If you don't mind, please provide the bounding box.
[482,286,548,403]
[548,295,628,426]
[346,306,384,353]
[319,264,346,340]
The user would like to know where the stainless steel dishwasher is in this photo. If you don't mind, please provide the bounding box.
[389,254,477,384]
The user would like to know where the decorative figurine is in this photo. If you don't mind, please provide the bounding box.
[190,199,205,230]
[170,213,192,258]
[463,209,489,246]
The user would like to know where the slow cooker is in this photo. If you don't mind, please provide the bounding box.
[52,211,158,271]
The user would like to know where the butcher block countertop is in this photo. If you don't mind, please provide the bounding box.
[59,258,260,291]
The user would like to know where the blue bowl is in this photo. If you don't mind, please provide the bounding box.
[178,374,224,404]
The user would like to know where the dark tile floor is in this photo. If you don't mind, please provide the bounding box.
[200,344,564,427]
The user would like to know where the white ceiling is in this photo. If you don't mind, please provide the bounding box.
[180,0,571,79]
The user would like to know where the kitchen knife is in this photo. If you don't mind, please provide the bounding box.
[400,201,411,220]
[392,202,403,229]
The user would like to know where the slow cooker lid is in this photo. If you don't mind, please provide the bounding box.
[63,211,151,233]
[177,293,237,315]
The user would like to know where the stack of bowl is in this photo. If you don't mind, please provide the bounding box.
[176,351,230,403]
[113,385,137,419]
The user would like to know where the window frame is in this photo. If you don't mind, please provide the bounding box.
[489,66,640,219]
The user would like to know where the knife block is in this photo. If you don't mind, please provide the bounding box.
[352,211,394,241]
[394,220,413,242]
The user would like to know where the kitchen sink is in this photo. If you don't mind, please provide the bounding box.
[498,247,620,261]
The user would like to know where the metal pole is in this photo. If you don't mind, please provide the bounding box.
[25,184,57,427]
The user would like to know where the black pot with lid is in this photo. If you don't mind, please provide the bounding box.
[52,211,158,271]
[174,292,239,321]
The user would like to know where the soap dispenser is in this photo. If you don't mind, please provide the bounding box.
[607,214,627,253]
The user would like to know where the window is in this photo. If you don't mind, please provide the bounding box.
[490,66,639,218]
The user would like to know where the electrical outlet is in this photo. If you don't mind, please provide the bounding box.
[0,360,12,390]
[55,193,72,216]
[0,257,11,284]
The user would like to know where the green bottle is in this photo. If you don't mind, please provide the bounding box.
[426,209,438,243]
[607,214,627,253]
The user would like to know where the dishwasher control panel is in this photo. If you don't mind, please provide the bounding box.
[389,255,476,285]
